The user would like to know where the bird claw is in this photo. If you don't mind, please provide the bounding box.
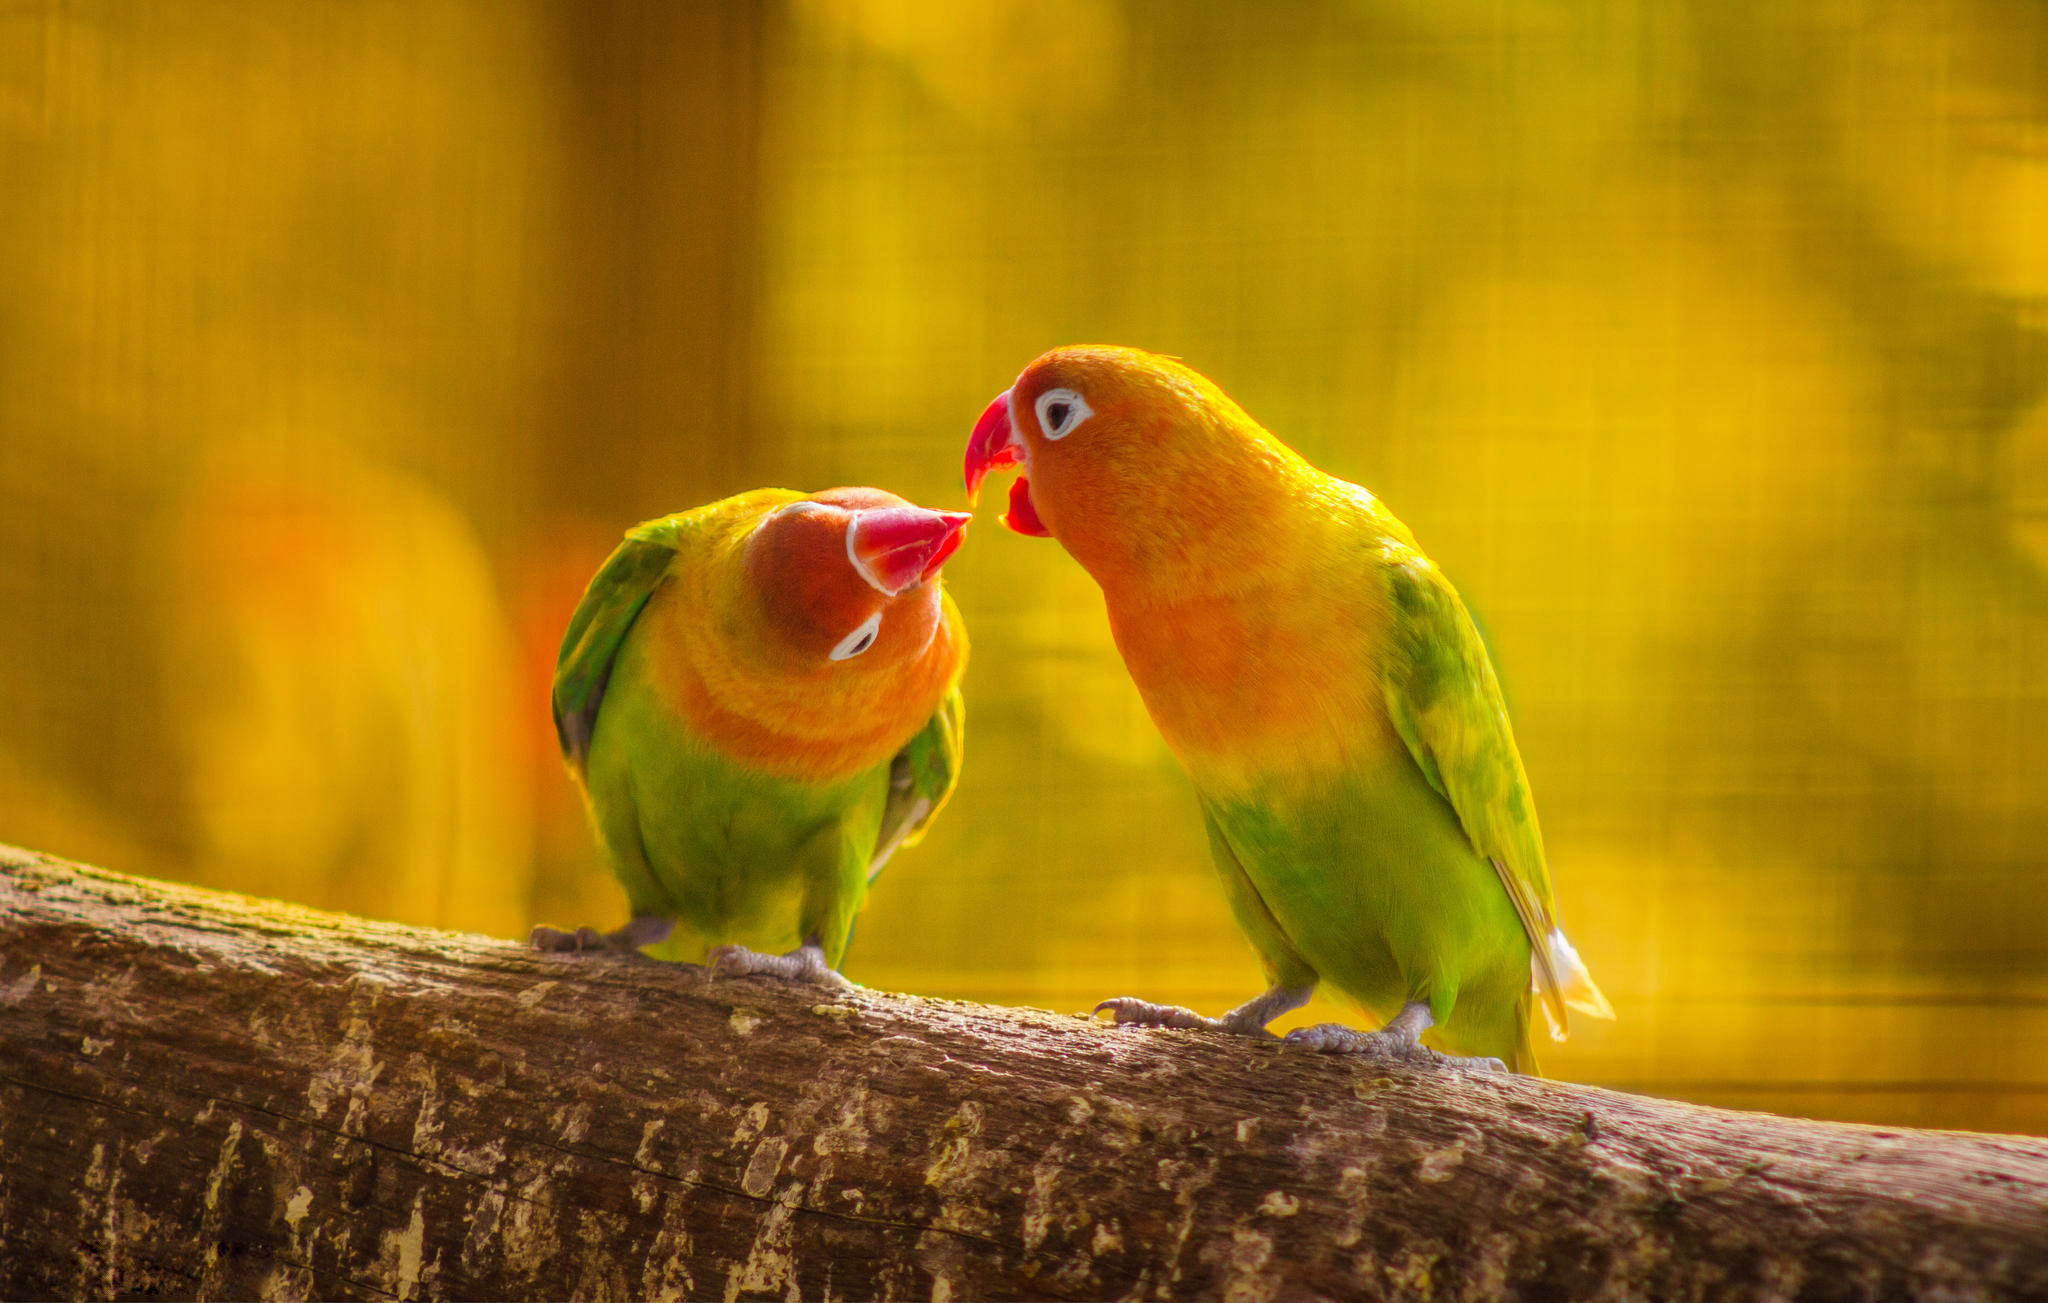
[708,945,768,979]
[1093,996,1221,1031]
[529,924,609,953]
[530,916,671,955]
[708,944,855,991]
[1283,1022,1504,1072]
[1092,995,1291,1039]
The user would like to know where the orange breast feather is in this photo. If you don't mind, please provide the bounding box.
[645,558,961,784]
[1108,572,1401,793]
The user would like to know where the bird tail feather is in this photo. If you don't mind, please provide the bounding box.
[1535,928,1615,1041]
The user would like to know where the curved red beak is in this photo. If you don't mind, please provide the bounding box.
[962,388,1052,537]
[963,390,1020,505]
[848,507,971,595]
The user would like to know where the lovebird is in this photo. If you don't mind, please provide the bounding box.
[962,346,1611,1070]
[532,487,969,988]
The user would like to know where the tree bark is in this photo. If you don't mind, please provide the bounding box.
[2,846,2045,1302]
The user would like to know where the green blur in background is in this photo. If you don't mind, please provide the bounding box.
[4,0,2047,1131]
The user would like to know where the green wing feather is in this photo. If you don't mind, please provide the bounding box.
[552,518,686,774]
[1378,545,1570,1034]
[869,679,964,880]
[868,591,966,879]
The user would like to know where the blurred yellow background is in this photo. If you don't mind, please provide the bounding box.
[6,0,2048,1132]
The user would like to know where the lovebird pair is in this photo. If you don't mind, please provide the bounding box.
[535,346,1612,1073]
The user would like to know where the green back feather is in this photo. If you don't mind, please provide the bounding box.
[552,517,688,774]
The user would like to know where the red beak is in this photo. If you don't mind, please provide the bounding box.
[963,390,1020,504]
[962,388,1052,537]
[848,507,971,595]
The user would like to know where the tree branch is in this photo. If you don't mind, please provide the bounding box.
[2,844,2045,1300]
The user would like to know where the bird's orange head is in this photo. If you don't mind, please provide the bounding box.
[962,345,1304,588]
[741,487,969,670]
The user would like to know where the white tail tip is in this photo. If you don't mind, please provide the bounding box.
[1536,927,1615,1041]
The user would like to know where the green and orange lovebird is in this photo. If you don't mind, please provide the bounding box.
[963,347,1611,1071]
[532,488,969,988]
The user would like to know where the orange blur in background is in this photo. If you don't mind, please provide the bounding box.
[4,0,2048,1132]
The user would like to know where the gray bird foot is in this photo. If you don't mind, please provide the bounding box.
[1095,997,1250,1034]
[1283,1024,1504,1072]
[530,915,672,955]
[708,941,854,991]
[1094,984,1312,1039]
[1283,1001,1506,1073]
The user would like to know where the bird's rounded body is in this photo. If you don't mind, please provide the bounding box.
[580,626,897,964]
[1108,478,1534,1060]
[963,345,1608,1069]
[551,487,967,970]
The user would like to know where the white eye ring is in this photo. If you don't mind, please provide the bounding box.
[829,612,883,661]
[1034,388,1092,440]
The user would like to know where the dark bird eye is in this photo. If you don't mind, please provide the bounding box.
[1034,387,1093,440]
[830,612,883,661]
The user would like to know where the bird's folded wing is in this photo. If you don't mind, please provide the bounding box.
[870,677,964,881]
[1377,546,1572,1036]
[551,520,684,774]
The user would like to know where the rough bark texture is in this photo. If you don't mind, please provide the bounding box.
[3,846,2047,1302]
